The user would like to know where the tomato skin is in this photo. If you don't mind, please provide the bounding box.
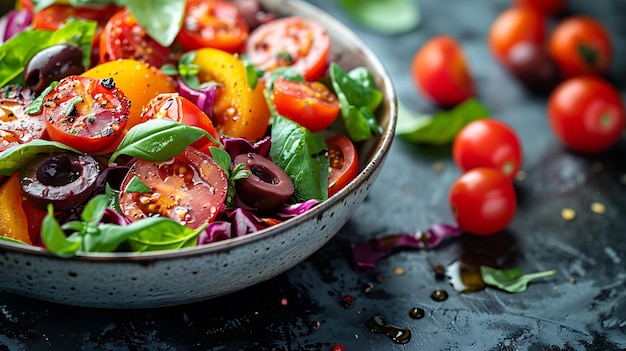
[140,93,220,153]
[411,35,474,107]
[514,0,567,15]
[99,9,176,67]
[488,6,546,65]
[271,77,340,132]
[119,147,228,229]
[43,76,131,154]
[176,0,249,53]
[327,135,359,197]
[453,119,522,179]
[193,48,270,141]
[548,16,612,78]
[246,16,330,81]
[449,168,517,236]
[548,76,625,153]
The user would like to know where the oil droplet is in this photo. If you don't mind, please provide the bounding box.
[366,316,411,344]
[409,307,425,319]
[430,289,448,301]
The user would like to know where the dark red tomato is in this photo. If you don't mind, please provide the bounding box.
[43,76,130,154]
[506,42,561,93]
[548,76,625,153]
[327,135,358,197]
[488,6,546,65]
[140,93,220,153]
[271,76,340,132]
[118,147,228,229]
[449,167,517,236]
[176,0,249,53]
[246,16,330,81]
[99,9,176,67]
[0,86,46,152]
[514,0,567,15]
[548,15,612,78]
[411,35,474,107]
[453,119,522,180]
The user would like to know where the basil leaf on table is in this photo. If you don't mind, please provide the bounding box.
[0,140,80,176]
[396,98,489,145]
[339,0,420,35]
[270,115,329,202]
[480,266,557,293]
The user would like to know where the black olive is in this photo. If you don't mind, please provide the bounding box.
[20,153,101,211]
[234,153,294,210]
[507,42,561,93]
[24,44,85,95]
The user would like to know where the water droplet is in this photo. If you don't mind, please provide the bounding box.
[409,307,425,319]
[430,289,448,302]
[366,316,411,344]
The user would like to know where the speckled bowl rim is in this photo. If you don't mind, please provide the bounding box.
[0,0,397,263]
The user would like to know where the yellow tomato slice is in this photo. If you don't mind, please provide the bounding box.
[0,173,31,245]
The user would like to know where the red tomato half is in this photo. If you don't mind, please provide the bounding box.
[327,135,359,197]
[453,119,522,179]
[0,86,45,152]
[548,76,625,153]
[140,93,220,153]
[99,9,176,67]
[488,6,546,65]
[176,0,249,53]
[411,35,474,107]
[548,15,612,78]
[119,147,228,229]
[271,77,340,132]
[449,168,517,236]
[246,16,330,81]
[43,76,130,154]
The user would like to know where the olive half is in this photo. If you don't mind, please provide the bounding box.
[20,153,100,211]
[24,44,85,95]
[234,153,294,210]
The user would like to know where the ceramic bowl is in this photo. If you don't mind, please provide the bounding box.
[0,0,397,308]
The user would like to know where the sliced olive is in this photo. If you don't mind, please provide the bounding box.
[24,44,85,94]
[507,42,561,93]
[234,153,294,210]
[20,153,100,211]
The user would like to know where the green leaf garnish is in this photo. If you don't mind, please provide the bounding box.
[209,146,249,207]
[396,98,489,145]
[339,0,420,35]
[480,266,557,293]
[123,176,153,193]
[123,0,186,47]
[25,81,58,115]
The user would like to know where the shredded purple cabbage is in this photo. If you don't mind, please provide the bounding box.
[222,135,271,160]
[176,77,218,117]
[0,9,31,44]
[274,199,319,219]
[350,223,464,269]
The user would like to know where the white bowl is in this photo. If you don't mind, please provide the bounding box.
[0,0,397,308]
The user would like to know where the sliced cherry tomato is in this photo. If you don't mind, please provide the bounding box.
[0,86,46,152]
[453,119,522,179]
[140,93,221,153]
[488,6,546,65]
[449,168,517,236]
[246,16,330,81]
[176,0,249,53]
[99,8,177,67]
[42,76,130,154]
[327,135,359,197]
[514,0,567,15]
[411,35,474,107]
[271,76,340,132]
[193,48,270,141]
[118,147,228,229]
[548,76,625,153]
[548,15,612,78]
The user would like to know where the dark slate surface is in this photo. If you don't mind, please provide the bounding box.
[2,0,626,350]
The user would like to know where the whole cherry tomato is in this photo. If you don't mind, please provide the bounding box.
[449,168,517,236]
[271,76,340,132]
[548,76,625,153]
[453,119,522,180]
[246,16,330,81]
[42,76,131,154]
[176,0,249,53]
[548,15,612,78]
[488,6,546,65]
[506,42,561,93]
[410,35,474,107]
[514,0,567,16]
[327,135,359,197]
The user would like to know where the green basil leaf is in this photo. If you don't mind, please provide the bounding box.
[209,146,232,177]
[123,176,153,193]
[480,266,557,293]
[25,81,58,115]
[125,218,206,252]
[80,194,108,226]
[124,0,186,47]
[104,183,123,214]
[109,119,209,164]
[396,98,489,145]
[270,115,329,202]
[0,236,30,245]
[339,0,420,35]
[342,105,373,142]
[0,140,80,176]
[41,205,82,258]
